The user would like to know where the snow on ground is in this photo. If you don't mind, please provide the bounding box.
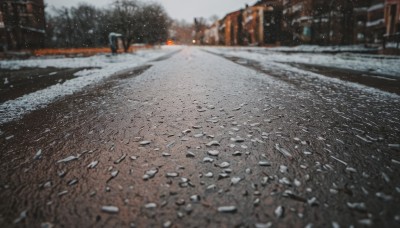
[204,47,400,99]
[268,44,378,53]
[0,46,181,125]
[0,47,176,70]
[211,46,400,78]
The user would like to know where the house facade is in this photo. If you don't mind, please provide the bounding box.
[210,0,282,46]
[202,0,396,47]
[0,0,46,51]
[385,0,400,36]
[366,0,386,43]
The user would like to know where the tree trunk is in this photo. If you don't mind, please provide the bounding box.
[123,38,131,52]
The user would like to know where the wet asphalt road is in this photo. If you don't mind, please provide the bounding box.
[1,47,400,227]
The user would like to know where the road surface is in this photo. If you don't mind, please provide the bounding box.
[1,47,400,227]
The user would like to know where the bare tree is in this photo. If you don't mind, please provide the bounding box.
[139,3,170,44]
[46,0,170,50]
[105,0,170,51]
[46,4,104,48]
[105,0,140,52]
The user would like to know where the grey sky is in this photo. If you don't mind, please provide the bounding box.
[46,0,257,22]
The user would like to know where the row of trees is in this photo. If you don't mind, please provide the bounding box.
[46,0,170,51]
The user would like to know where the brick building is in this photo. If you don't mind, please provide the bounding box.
[204,0,396,47]
[0,0,46,51]
[223,10,242,46]
[385,0,400,36]
[366,0,386,43]
[214,0,282,46]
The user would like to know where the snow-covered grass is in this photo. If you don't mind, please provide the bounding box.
[204,46,400,99]
[207,46,400,78]
[267,44,378,53]
[0,46,182,125]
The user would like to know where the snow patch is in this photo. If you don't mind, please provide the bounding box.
[0,46,181,125]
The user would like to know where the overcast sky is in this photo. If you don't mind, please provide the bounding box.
[46,0,257,22]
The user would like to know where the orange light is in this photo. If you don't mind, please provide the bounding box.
[166,40,174,45]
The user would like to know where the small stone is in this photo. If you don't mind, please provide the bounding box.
[259,161,271,166]
[139,141,151,145]
[206,141,220,147]
[13,210,27,224]
[279,177,291,185]
[186,151,195,157]
[43,181,51,188]
[145,203,157,209]
[223,168,232,173]
[376,192,393,201]
[34,149,42,160]
[58,190,68,196]
[57,155,78,163]
[143,168,158,180]
[111,170,119,177]
[87,161,99,169]
[230,137,245,143]
[205,172,213,177]
[203,157,214,163]
[207,184,216,190]
[114,154,126,164]
[332,221,340,228]
[279,165,288,173]
[67,179,78,186]
[166,172,179,178]
[347,202,367,212]
[358,218,373,226]
[217,206,237,213]
[388,144,400,148]
[275,206,284,218]
[218,162,230,168]
[40,222,54,228]
[190,195,201,202]
[177,211,184,218]
[307,197,319,206]
[231,177,241,185]
[382,172,390,183]
[101,206,119,214]
[175,199,185,206]
[330,189,338,194]
[207,150,219,156]
[233,151,242,156]
[345,167,357,173]
[255,222,272,228]
[163,221,172,228]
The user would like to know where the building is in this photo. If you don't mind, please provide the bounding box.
[218,0,282,46]
[223,10,242,46]
[385,0,400,36]
[203,21,219,45]
[282,0,358,45]
[204,0,396,47]
[0,0,46,51]
[366,0,385,43]
[353,1,370,44]
[282,0,314,44]
[252,0,283,45]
